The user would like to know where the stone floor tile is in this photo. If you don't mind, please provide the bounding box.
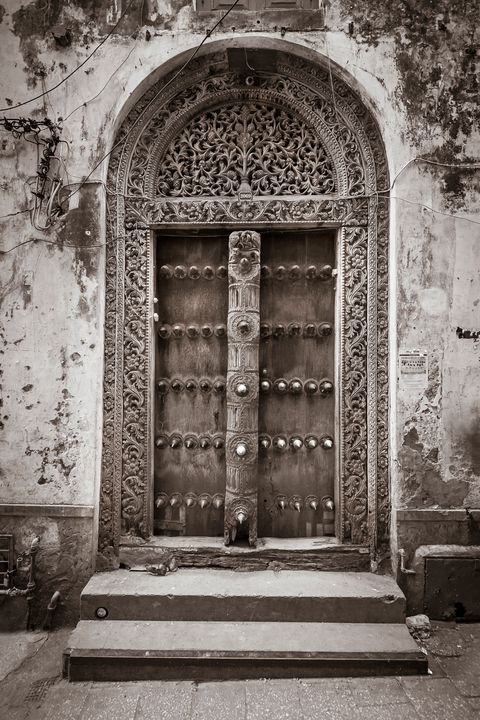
[349,704,420,720]
[439,662,480,699]
[433,622,480,699]
[348,677,408,705]
[434,644,480,697]
[425,625,467,657]
[0,631,48,682]
[298,679,354,720]
[246,679,302,720]
[459,626,480,642]
[298,678,352,700]
[135,681,194,720]
[35,682,91,720]
[191,682,246,720]
[400,676,478,719]
[79,687,140,720]
[469,698,480,710]
[449,677,480,699]
[424,654,447,676]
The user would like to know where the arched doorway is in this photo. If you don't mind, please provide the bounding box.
[98,41,390,569]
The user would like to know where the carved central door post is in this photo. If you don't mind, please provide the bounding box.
[224,231,261,546]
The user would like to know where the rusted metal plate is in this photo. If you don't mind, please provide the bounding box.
[425,557,480,620]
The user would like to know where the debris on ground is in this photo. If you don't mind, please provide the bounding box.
[406,613,431,640]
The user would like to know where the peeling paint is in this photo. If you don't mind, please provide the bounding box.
[339,0,480,159]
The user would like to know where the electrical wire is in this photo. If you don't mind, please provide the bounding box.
[0,236,106,254]
[2,186,480,255]
[63,43,138,122]
[63,0,145,122]
[0,0,138,114]
[2,0,479,234]
[58,0,242,211]
[0,208,31,220]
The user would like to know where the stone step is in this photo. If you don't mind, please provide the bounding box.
[80,569,406,623]
[64,620,428,681]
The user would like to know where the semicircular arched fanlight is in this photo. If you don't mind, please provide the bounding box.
[155,102,336,199]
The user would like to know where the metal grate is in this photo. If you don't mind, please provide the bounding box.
[25,678,57,701]
[0,534,14,592]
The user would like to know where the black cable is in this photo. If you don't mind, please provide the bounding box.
[0,0,138,113]
[0,208,31,220]
[59,0,242,210]
[0,236,106,254]
[63,44,137,122]
[63,0,145,122]
[2,189,480,255]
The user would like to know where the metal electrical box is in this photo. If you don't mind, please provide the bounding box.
[425,557,480,621]
[0,535,14,592]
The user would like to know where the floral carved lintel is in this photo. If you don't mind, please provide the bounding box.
[125,196,369,227]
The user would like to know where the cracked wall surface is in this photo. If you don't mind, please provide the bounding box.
[0,0,479,619]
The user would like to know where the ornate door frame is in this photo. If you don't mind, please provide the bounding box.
[98,43,390,566]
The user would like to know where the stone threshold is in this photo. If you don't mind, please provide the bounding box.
[119,536,371,571]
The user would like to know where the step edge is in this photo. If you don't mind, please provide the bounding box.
[68,648,426,660]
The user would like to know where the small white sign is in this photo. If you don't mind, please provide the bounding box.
[399,351,428,389]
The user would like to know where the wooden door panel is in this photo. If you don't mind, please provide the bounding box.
[257,230,336,537]
[154,234,228,537]
[154,229,336,540]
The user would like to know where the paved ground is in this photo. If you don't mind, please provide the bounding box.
[2,623,480,720]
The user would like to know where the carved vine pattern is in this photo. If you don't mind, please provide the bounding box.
[224,230,261,546]
[99,49,389,559]
[341,226,368,543]
[156,103,336,198]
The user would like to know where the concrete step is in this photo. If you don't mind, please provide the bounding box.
[80,569,406,623]
[64,620,428,681]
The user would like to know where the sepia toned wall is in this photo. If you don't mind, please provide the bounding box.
[0,0,479,623]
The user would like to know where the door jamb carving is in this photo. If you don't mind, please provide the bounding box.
[98,48,390,568]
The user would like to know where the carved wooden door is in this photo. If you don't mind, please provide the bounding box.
[257,230,336,538]
[154,229,335,542]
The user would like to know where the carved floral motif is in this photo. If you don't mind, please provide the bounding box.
[156,103,336,198]
[225,230,261,546]
[127,197,368,226]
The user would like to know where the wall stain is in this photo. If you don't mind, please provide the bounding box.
[460,417,480,476]
[339,0,480,158]
[25,354,78,485]
[11,0,138,85]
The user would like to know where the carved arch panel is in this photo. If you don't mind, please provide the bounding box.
[99,46,390,562]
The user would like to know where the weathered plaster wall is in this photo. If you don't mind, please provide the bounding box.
[0,506,94,629]
[395,172,480,510]
[1,184,104,503]
[0,0,479,618]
